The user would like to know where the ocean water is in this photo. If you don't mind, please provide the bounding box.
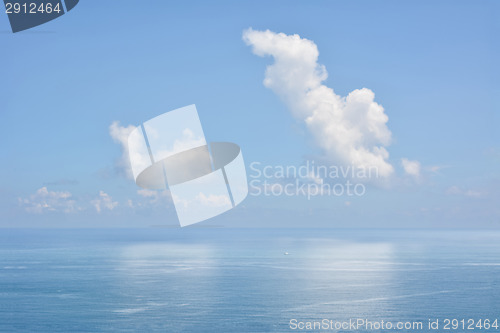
[0,228,499,332]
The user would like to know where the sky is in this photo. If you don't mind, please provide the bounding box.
[0,0,498,228]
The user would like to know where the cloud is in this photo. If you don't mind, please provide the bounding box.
[137,189,158,198]
[195,193,231,207]
[20,187,77,214]
[427,165,449,174]
[91,191,118,213]
[109,121,137,179]
[153,128,206,159]
[171,192,231,211]
[137,189,171,204]
[20,187,172,215]
[446,186,483,198]
[127,189,172,209]
[109,122,205,181]
[401,158,421,178]
[243,28,396,178]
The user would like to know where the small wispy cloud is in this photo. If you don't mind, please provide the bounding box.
[427,165,450,174]
[195,193,231,208]
[446,186,484,198]
[91,191,118,213]
[19,187,77,214]
[137,189,158,198]
[127,189,172,209]
[401,158,421,179]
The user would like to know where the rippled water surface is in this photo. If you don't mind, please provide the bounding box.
[1,228,499,332]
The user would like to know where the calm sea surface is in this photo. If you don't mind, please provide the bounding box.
[0,228,499,332]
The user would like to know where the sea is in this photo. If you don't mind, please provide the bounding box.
[0,228,499,332]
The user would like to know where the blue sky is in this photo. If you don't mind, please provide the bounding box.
[0,0,498,227]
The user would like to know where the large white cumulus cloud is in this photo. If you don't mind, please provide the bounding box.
[243,28,394,178]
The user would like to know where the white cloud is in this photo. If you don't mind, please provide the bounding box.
[20,187,171,215]
[195,193,232,207]
[109,121,137,179]
[446,186,483,198]
[110,122,205,181]
[138,188,171,202]
[304,171,324,185]
[171,192,231,211]
[243,28,396,178]
[401,158,421,178]
[91,191,118,213]
[427,165,448,173]
[154,128,205,159]
[128,189,172,209]
[20,187,77,214]
[465,190,482,198]
[446,186,462,195]
[137,189,158,198]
